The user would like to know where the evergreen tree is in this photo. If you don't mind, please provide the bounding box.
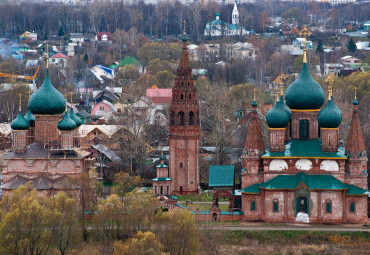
[347,38,356,52]
[316,40,324,53]
[58,26,65,37]
[83,53,89,62]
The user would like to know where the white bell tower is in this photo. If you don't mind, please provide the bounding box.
[232,0,239,25]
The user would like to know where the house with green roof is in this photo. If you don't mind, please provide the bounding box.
[238,43,368,224]
[118,56,143,74]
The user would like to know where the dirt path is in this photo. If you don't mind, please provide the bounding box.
[200,225,370,232]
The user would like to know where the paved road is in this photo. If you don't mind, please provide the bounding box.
[200,226,370,232]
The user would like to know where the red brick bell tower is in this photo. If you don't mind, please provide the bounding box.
[169,29,200,195]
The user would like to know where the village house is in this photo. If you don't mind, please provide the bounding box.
[118,56,143,74]
[95,32,112,43]
[49,52,71,68]
[19,31,37,44]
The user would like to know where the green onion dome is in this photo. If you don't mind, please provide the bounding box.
[266,98,290,128]
[252,100,258,107]
[11,111,30,130]
[285,63,325,110]
[280,95,291,119]
[28,70,66,115]
[318,97,342,128]
[353,99,359,105]
[57,111,76,131]
[69,108,82,127]
[24,110,35,125]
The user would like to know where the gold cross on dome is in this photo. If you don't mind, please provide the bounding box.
[253,88,257,101]
[325,73,336,92]
[298,26,312,40]
[273,73,287,85]
[354,87,357,100]
[19,93,22,111]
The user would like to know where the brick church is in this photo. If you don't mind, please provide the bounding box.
[1,65,91,195]
[152,29,368,223]
[241,50,368,224]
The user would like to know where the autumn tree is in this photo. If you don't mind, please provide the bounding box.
[154,208,199,255]
[113,231,166,255]
[95,194,126,241]
[0,184,53,255]
[74,172,97,241]
[112,172,142,197]
[152,70,176,88]
[48,192,80,255]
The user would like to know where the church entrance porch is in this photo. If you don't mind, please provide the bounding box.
[212,190,234,211]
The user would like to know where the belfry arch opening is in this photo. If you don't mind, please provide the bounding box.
[179,112,184,126]
[189,111,194,125]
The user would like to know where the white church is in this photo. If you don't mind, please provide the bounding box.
[204,1,248,37]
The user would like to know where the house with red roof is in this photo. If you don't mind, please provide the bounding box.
[49,53,71,68]
[146,85,172,104]
[95,32,112,43]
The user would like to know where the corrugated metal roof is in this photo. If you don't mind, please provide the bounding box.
[241,172,367,195]
[209,165,234,187]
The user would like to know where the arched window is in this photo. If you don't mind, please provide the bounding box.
[189,111,194,125]
[181,94,184,100]
[325,200,332,213]
[250,201,256,212]
[273,199,279,212]
[189,94,191,100]
[170,111,175,125]
[179,112,184,126]
[299,119,309,139]
[179,162,183,168]
[350,202,355,213]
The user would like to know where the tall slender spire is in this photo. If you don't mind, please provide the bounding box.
[346,92,366,158]
[177,20,191,79]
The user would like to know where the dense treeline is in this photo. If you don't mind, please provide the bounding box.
[0,174,199,255]
[0,1,369,40]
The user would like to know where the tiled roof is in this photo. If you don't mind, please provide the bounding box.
[285,63,325,110]
[146,88,172,104]
[241,172,367,195]
[209,165,234,187]
[261,139,347,159]
[50,52,71,60]
[1,175,80,190]
[28,70,66,115]
[4,143,81,159]
[11,111,30,130]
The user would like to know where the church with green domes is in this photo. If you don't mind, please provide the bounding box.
[1,65,90,195]
[239,49,368,224]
